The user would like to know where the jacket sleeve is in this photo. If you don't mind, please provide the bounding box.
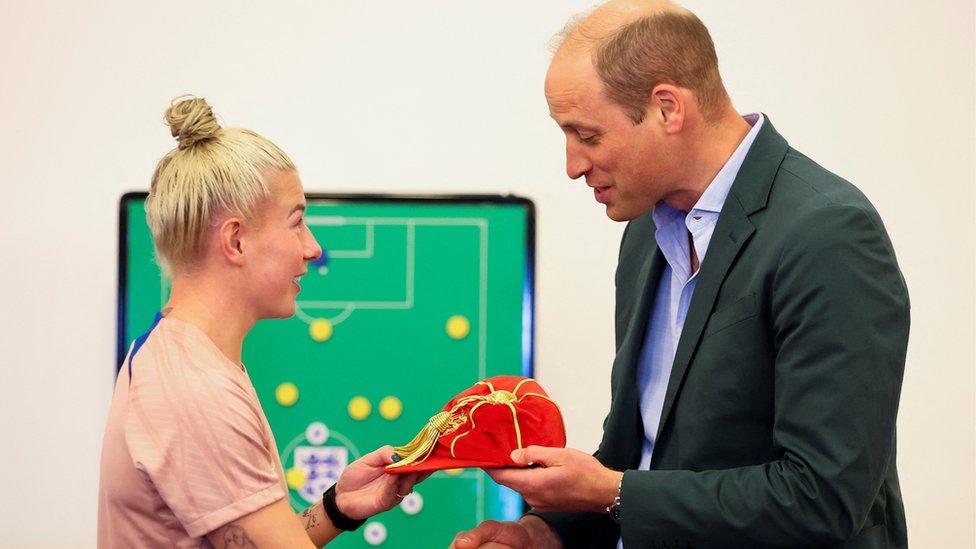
[526,218,642,547]
[618,203,909,547]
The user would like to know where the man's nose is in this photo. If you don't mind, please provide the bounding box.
[566,144,592,180]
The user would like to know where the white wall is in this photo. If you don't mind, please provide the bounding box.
[0,1,972,546]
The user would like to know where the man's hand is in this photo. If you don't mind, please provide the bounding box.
[335,445,424,519]
[450,519,532,548]
[488,446,622,513]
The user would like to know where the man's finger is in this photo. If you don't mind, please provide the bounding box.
[453,520,528,549]
[452,520,509,548]
[486,468,515,484]
[486,468,531,487]
[452,520,498,549]
[510,445,563,466]
[487,465,550,491]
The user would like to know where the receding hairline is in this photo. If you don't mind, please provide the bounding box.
[549,0,690,57]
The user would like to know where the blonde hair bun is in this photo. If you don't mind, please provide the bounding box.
[165,96,221,150]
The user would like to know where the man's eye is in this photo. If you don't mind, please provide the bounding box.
[578,133,598,143]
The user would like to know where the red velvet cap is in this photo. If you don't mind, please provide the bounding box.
[386,375,566,473]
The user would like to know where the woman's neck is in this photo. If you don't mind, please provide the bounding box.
[164,275,255,367]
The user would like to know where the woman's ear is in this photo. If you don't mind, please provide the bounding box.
[218,217,246,267]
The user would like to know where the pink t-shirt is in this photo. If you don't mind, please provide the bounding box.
[98,317,287,548]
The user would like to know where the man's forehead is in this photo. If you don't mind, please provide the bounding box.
[547,48,594,79]
[545,54,600,118]
[546,95,604,133]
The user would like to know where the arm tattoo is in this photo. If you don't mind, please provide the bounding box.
[220,525,258,548]
[301,503,321,530]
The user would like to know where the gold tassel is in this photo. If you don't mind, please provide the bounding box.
[388,411,466,469]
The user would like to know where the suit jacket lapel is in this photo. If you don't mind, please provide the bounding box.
[604,219,666,469]
[653,117,790,445]
[618,247,665,364]
[654,200,755,444]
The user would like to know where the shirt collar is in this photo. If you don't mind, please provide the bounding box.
[652,113,764,229]
[691,113,764,215]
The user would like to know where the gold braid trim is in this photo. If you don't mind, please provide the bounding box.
[389,378,560,469]
[450,431,471,457]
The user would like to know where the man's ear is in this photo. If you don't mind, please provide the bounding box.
[218,217,246,267]
[649,84,685,134]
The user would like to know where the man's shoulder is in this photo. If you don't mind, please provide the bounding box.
[768,148,877,215]
[760,148,896,261]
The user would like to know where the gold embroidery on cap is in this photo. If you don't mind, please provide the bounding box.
[389,378,561,469]
[450,431,470,458]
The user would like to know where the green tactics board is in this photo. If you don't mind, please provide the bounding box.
[117,193,535,548]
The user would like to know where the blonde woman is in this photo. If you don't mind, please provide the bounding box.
[98,97,419,548]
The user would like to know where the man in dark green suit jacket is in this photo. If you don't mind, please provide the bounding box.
[452,1,909,548]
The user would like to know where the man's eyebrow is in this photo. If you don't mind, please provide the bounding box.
[560,121,601,133]
[289,204,307,216]
[549,110,597,131]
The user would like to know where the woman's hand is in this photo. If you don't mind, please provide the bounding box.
[334,445,424,519]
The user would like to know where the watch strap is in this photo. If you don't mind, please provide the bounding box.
[322,483,367,532]
[607,476,623,524]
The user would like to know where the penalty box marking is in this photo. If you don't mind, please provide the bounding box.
[297,216,490,382]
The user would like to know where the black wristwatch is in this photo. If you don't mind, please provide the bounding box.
[322,484,366,532]
[607,477,623,524]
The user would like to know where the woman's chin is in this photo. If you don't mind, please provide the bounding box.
[262,301,297,320]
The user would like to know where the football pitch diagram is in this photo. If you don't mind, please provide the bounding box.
[118,194,535,547]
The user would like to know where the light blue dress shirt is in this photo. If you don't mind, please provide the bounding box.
[635,113,764,471]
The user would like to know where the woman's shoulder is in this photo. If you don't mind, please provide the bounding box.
[128,318,252,406]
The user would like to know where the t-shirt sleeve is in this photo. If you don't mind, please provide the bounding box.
[123,345,285,537]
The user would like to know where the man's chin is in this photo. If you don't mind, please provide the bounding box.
[604,200,654,222]
[604,205,636,222]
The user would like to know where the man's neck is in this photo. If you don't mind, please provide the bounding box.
[662,112,752,212]
[164,273,254,366]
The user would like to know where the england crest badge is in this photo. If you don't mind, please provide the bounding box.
[293,446,349,504]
